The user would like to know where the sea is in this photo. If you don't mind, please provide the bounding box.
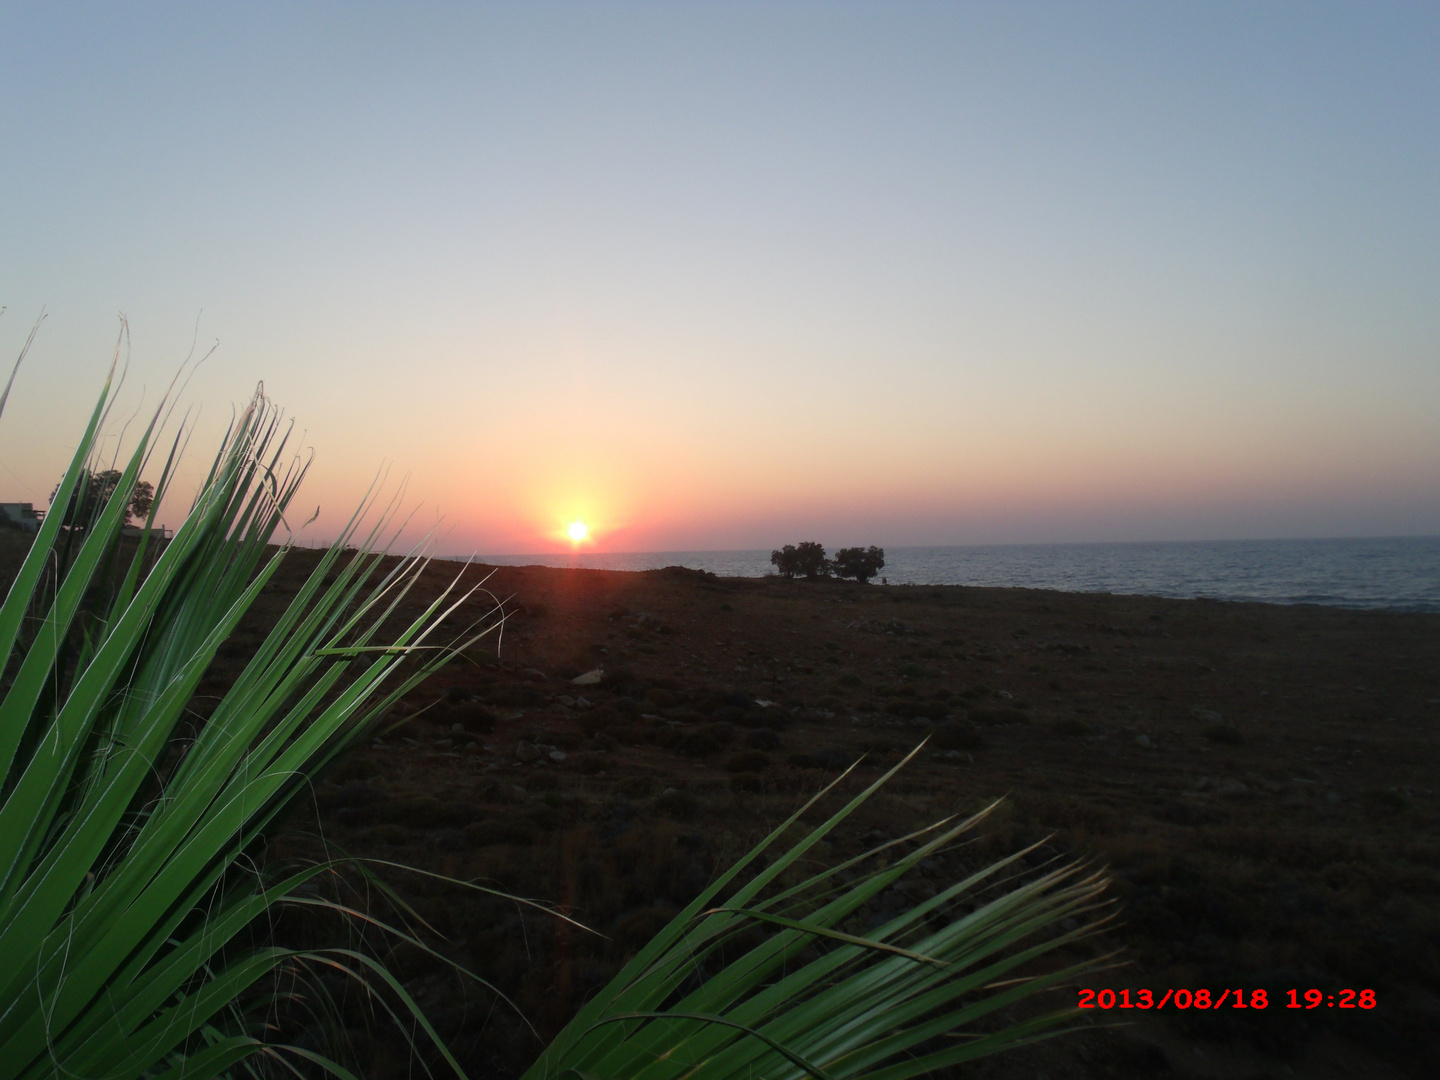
[451,536,1440,613]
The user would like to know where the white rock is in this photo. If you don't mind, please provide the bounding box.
[571,668,604,686]
[548,750,567,762]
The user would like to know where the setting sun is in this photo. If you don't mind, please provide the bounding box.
[567,520,588,542]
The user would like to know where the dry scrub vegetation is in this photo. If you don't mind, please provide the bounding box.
[252,556,1440,1079]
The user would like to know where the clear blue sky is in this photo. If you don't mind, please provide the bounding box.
[2,2,1437,552]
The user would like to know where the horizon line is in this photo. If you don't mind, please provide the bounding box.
[430,532,1440,562]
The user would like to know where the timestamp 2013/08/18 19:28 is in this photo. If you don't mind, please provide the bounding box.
[1078,988,1377,1011]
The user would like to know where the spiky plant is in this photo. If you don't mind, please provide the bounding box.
[525,752,1111,1080]
[1,331,1110,1080]
[0,343,501,1079]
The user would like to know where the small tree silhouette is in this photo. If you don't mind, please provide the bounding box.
[833,545,886,584]
[770,541,831,580]
[50,469,155,529]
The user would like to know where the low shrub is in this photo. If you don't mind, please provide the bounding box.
[329,756,383,783]
[387,796,475,829]
[970,707,1029,725]
[576,753,614,775]
[646,723,679,749]
[654,789,699,820]
[897,662,936,678]
[932,721,987,751]
[373,824,413,845]
[463,820,540,848]
[1053,718,1092,737]
[746,728,782,751]
[616,775,659,798]
[679,725,733,757]
[886,699,949,721]
[786,748,853,771]
[725,750,772,773]
[448,701,497,733]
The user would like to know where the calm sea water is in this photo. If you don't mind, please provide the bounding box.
[456,536,1440,613]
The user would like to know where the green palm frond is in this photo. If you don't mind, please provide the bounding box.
[526,749,1112,1080]
[0,353,499,1080]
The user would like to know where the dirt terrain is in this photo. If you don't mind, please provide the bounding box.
[221,551,1435,1080]
[10,522,1431,1080]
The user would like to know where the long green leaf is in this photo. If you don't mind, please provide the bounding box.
[0,372,502,1080]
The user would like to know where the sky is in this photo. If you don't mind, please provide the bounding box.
[2,1,1437,554]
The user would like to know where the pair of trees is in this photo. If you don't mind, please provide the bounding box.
[770,542,886,584]
[50,468,154,528]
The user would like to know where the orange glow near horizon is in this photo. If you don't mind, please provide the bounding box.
[7,9,1440,556]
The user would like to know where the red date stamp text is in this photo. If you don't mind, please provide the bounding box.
[1078,988,1376,1011]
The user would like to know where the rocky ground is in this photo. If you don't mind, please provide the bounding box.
[228,551,1439,1080]
[12,522,1431,1080]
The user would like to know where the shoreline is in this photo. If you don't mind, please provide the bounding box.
[430,533,1440,614]
[480,566,1440,614]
